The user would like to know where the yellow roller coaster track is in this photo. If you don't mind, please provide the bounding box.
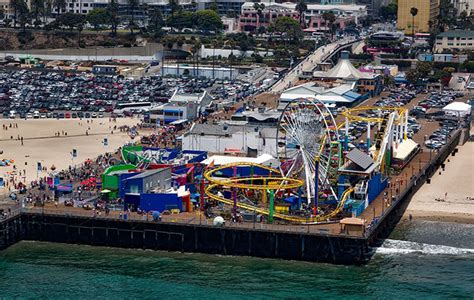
[204,162,354,223]
[341,106,407,124]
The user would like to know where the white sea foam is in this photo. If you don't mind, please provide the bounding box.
[375,239,474,256]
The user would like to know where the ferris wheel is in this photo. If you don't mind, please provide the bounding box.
[276,98,340,202]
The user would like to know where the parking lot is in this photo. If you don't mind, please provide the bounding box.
[0,68,268,119]
[335,87,468,153]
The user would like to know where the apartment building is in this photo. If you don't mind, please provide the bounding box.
[434,30,474,52]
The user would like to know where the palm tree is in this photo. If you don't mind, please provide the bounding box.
[410,7,418,38]
[127,0,139,36]
[169,0,180,15]
[44,0,52,22]
[53,0,66,15]
[191,41,202,78]
[295,0,307,28]
[31,0,45,25]
[107,0,119,36]
[322,11,336,39]
[253,2,265,32]
[10,0,25,27]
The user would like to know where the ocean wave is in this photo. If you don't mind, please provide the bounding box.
[375,239,474,256]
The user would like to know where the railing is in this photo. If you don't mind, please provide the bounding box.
[363,129,462,238]
[16,206,350,237]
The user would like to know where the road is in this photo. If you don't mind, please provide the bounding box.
[270,38,355,93]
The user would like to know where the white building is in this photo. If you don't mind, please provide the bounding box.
[202,153,280,168]
[182,123,278,156]
[279,82,364,107]
[451,0,474,16]
[150,90,212,124]
[161,64,239,80]
[199,45,273,59]
[435,30,474,53]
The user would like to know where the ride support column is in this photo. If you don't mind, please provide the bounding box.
[232,165,237,217]
[313,160,319,217]
[268,189,274,224]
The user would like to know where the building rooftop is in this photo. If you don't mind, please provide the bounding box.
[241,1,366,12]
[125,168,170,180]
[437,30,474,38]
[202,153,279,167]
[323,57,376,80]
[185,123,277,137]
[170,90,206,104]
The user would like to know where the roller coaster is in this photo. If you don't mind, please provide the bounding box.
[204,162,354,223]
[203,99,412,224]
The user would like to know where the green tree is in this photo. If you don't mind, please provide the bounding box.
[458,10,474,30]
[438,0,456,31]
[322,11,336,38]
[86,8,110,31]
[195,9,223,32]
[405,69,419,84]
[169,0,180,15]
[406,61,432,84]
[127,0,139,35]
[53,0,66,15]
[149,8,164,32]
[380,2,397,19]
[271,16,303,42]
[295,0,307,27]
[10,0,28,28]
[56,12,85,31]
[191,40,202,77]
[31,0,45,24]
[417,61,432,77]
[167,11,194,29]
[253,2,265,30]
[17,4,30,32]
[209,0,218,13]
[410,7,418,36]
[107,0,119,35]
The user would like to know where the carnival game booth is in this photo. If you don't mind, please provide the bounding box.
[391,139,420,169]
[101,164,137,199]
[115,167,193,213]
[124,185,191,213]
[338,148,388,216]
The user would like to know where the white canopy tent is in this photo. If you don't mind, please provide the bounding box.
[442,102,471,117]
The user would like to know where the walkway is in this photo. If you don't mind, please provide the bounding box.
[270,38,356,93]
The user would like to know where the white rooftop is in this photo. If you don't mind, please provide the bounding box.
[324,57,375,80]
[202,154,280,168]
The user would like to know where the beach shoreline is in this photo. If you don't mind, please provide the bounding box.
[402,210,474,224]
[403,138,474,224]
[0,118,141,189]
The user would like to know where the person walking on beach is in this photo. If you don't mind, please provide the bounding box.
[20,137,23,146]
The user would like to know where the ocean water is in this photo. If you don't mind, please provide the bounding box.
[0,220,473,299]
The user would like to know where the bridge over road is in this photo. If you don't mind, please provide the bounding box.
[271,38,360,93]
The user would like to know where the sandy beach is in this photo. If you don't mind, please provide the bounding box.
[0,118,140,189]
[404,139,474,223]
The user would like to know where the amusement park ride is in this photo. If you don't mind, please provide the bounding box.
[203,98,413,224]
[117,98,414,224]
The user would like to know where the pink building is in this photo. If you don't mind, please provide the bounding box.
[239,2,300,32]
